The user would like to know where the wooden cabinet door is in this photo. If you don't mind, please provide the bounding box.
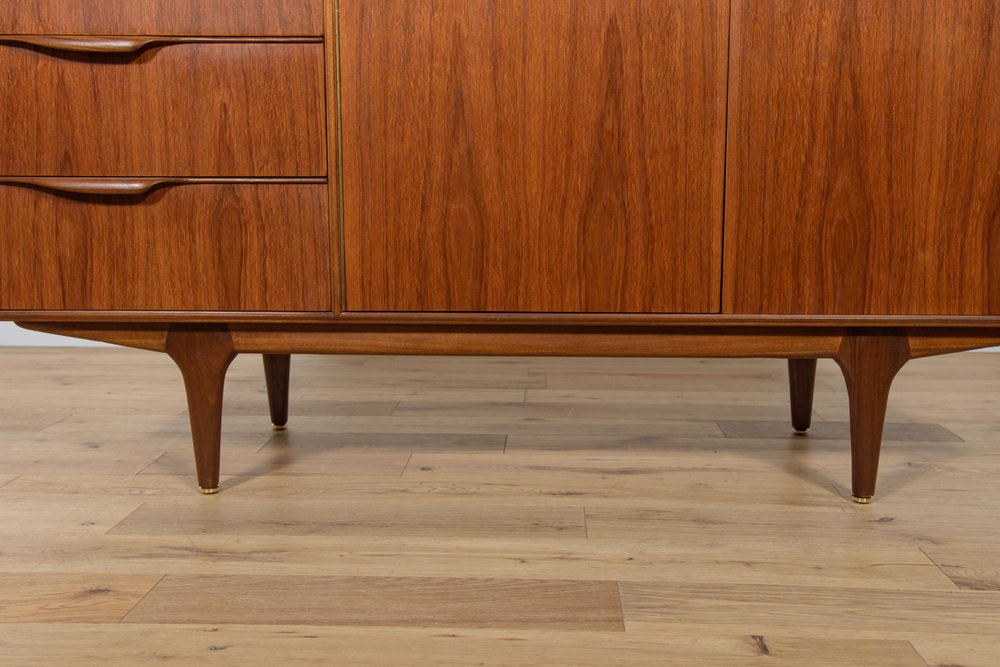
[340,0,728,313]
[725,0,1000,316]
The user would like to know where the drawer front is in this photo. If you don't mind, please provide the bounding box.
[0,42,326,177]
[0,183,331,311]
[0,1,324,36]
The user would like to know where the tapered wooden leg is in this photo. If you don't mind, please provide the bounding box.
[165,327,237,494]
[787,358,818,434]
[834,332,910,504]
[263,354,291,429]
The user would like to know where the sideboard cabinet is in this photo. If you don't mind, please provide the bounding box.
[2,0,998,503]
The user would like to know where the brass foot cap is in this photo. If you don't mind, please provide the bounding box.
[272,423,288,431]
[851,495,873,504]
[199,486,221,495]
[792,427,810,435]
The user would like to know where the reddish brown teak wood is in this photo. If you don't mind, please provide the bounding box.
[724,0,1000,315]
[788,359,818,435]
[833,332,912,503]
[0,0,324,36]
[340,0,728,313]
[164,327,238,494]
[263,354,291,429]
[0,42,326,177]
[0,184,331,311]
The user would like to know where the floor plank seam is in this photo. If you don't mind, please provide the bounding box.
[134,451,168,476]
[399,453,414,477]
[255,434,275,453]
[907,640,932,667]
[616,580,626,632]
[117,573,165,623]
[106,502,148,536]
[918,546,963,591]
[38,413,73,432]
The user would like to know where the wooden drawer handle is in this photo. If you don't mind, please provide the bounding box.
[0,177,326,197]
[4,36,162,53]
[0,35,322,54]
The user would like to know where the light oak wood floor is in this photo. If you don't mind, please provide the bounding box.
[1,347,999,665]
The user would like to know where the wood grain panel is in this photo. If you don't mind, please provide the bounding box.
[910,637,1000,667]
[229,327,845,357]
[724,0,1000,315]
[0,529,954,590]
[620,581,1000,635]
[0,184,331,311]
[921,544,1000,591]
[0,0,323,36]
[717,420,961,443]
[0,43,326,176]
[110,499,586,538]
[0,573,161,623]
[0,625,930,667]
[122,574,624,630]
[340,0,728,313]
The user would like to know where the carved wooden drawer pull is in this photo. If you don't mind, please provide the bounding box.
[0,35,322,55]
[0,177,326,197]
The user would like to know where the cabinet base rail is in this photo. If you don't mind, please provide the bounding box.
[17,321,1000,503]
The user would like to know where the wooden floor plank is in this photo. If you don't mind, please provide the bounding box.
[392,401,575,419]
[0,434,171,475]
[920,544,1000,591]
[0,495,144,534]
[909,635,1000,667]
[0,410,72,432]
[0,471,849,507]
[0,533,954,590]
[717,420,962,442]
[122,575,623,630]
[0,574,161,623]
[138,445,411,478]
[108,498,587,538]
[619,582,1000,635]
[263,430,507,452]
[279,387,529,403]
[524,387,815,406]
[0,624,927,666]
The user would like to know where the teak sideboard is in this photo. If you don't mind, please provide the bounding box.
[2,0,998,503]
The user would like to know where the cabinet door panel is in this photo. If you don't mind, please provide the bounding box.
[340,0,728,313]
[724,0,1000,316]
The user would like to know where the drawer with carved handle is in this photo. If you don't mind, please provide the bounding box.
[0,0,324,36]
[0,179,331,311]
[0,39,326,176]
